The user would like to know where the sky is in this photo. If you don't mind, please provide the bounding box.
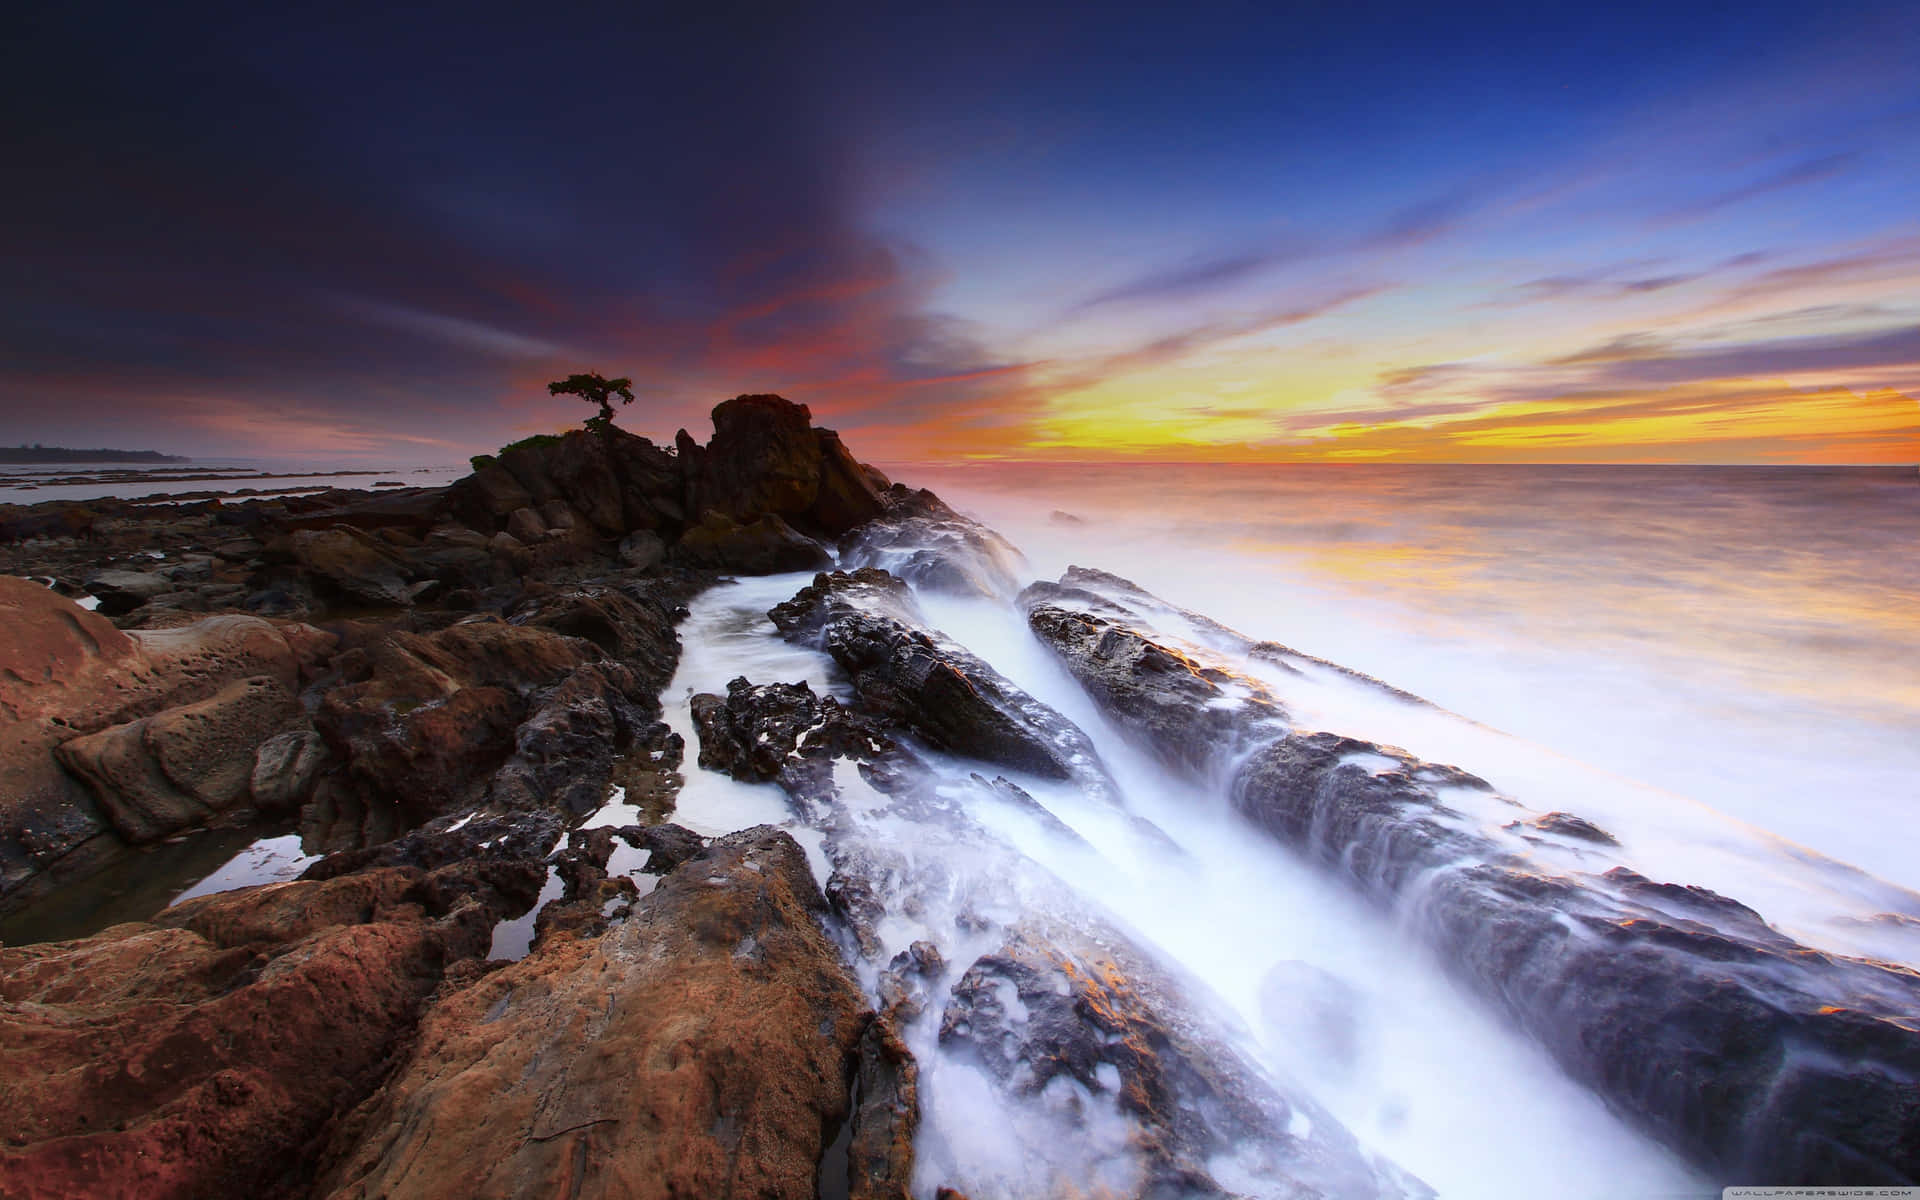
[3,0,1917,464]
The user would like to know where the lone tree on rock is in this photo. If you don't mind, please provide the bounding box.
[549,372,635,433]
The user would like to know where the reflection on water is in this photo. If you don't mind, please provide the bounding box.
[907,462,1920,889]
[0,824,298,946]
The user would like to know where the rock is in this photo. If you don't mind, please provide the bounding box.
[54,675,306,842]
[674,509,831,574]
[1229,731,1920,1184]
[312,618,602,823]
[289,527,414,608]
[250,729,332,815]
[275,487,452,534]
[618,529,665,570]
[823,610,1076,778]
[838,491,1023,600]
[505,506,546,543]
[509,583,680,685]
[1026,603,1287,774]
[847,1014,920,1200]
[938,923,1427,1198]
[0,863,514,1199]
[0,579,331,909]
[486,661,660,816]
[82,568,172,614]
[457,462,533,520]
[1528,811,1620,845]
[313,828,868,1200]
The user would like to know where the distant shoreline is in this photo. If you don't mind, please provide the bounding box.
[0,447,188,465]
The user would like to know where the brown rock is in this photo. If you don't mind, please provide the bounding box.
[54,674,306,842]
[0,578,333,908]
[0,865,503,1200]
[315,828,866,1200]
[674,509,831,574]
[289,527,414,608]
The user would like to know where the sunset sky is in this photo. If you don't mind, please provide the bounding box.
[3,1,1917,464]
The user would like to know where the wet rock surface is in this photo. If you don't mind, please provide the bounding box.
[938,924,1430,1199]
[774,569,1112,786]
[1023,573,1920,1186]
[313,828,868,1200]
[1025,602,1288,774]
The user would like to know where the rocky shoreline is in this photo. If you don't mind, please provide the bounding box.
[1,394,1916,1197]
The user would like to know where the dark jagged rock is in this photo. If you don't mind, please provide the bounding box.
[673,509,832,574]
[311,828,869,1200]
[1232,732,1920,1185]
[773,571,1109,784]
[684,394,887,538]
[487,662,665,816]
[691,677,895,786]
[824,609,1074,778]
[1024,588,1920,1185]
[1025,604,1287,774]
[939,924,1428,1199]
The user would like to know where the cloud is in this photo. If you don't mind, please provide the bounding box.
[1656,152,1859,224]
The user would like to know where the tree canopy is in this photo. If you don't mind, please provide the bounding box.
[548,372,636,431]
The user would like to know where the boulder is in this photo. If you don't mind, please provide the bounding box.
[250,729,333,815]
[289,527,414,608]
[82,568,172,614]
[505,506,547,544]
[54,674,306,842]
[0,578,331,908]
[313,828,867,1200]
[618,529,665,570]
[938,923,1427,1199]
[0,863,519,1199]
[1025,603,1287,774]
[674,510,831,574]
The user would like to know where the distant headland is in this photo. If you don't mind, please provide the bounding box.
[0,446,188,464]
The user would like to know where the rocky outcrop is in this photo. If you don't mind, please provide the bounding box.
[54,674,307,841]
[1024,571,1920,1186]
[838,488,1023,600]
[939,923,1429,1199]
[313,828,868,1200]
[441,394,887,580]
[0,862,527,1199]
[1024,603,1287,774]
[1232,732,1920,1185]
[772,570,1109,785]
[287,527,419,608]
[681,394,887,537]
[0,578,332,909]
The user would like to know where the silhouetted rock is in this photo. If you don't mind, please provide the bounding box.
[673,509,831,574]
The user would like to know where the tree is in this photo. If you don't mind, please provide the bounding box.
[548,372,636,433]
